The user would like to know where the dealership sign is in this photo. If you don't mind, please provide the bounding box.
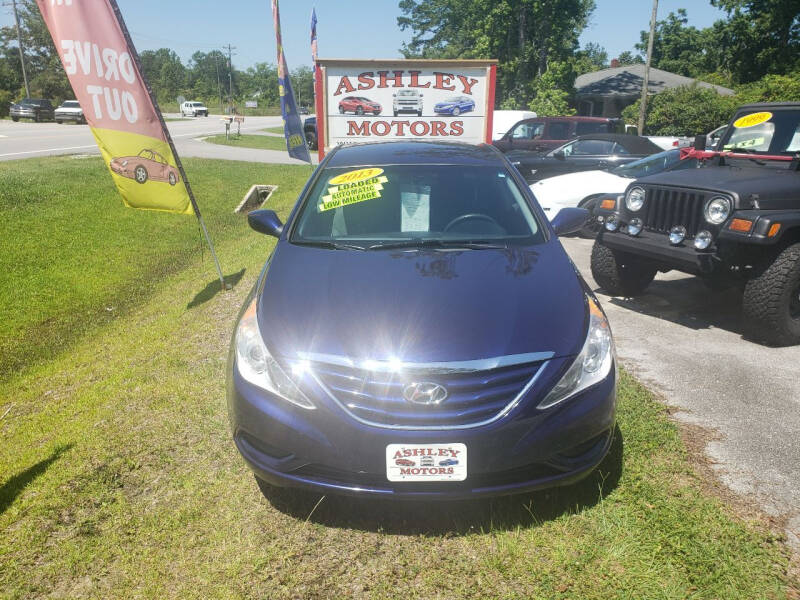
[314,59,497,156]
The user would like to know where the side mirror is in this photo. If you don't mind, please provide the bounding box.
[551,207,589,236]
[553,150,566,160]
[694,134,707,150]
[248,209,283,237]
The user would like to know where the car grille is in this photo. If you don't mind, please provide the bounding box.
[310,357,547,428]
[641,186,707,237]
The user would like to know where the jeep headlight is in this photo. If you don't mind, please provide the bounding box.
[235,298,315,409]
[538,295,614,409]
[625,186,646,212]
[704,196,731,225]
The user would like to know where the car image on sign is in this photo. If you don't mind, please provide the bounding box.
[109,149,180,186]
[439,458,459,466]
[395,458,415,466]
[434,96,476,116]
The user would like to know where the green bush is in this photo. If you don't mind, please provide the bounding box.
[624,73,800,136]
[0,90,12,118]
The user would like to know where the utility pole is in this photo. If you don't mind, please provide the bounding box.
[223,44,236,113]
[9,0,30,98]
[638,0,658,135]
[213,52,223,113]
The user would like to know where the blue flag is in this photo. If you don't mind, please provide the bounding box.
[272,0,311,163]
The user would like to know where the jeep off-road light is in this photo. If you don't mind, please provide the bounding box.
[704,196,732,225]
[694,230,713,250]
[729,218,753,233]
[600,197,616,210]
[627,218,643,236]
[625,187,646,212]
[605,215,619,232]
[669,226,687,245]
[768,223,781,237]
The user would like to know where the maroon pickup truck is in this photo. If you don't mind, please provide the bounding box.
[493,116,624,154]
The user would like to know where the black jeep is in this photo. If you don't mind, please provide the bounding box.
[592,102,800,345]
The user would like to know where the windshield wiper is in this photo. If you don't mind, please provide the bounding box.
[291,240,366,251]
[367,239,508,251]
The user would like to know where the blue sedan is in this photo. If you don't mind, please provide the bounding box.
[228,141,617,500]
[434,96,476,116]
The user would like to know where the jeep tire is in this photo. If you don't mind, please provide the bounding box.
[590,242,657,296]
[742,242,800,345]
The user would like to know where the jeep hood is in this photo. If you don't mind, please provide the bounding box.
[636,164,800,209]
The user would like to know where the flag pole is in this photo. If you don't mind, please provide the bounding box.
[108,0,228,290]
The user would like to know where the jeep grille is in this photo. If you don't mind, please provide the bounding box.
[642,187,707,237]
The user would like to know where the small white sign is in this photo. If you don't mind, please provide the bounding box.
[245,100,258,108]
[386,443,467,482]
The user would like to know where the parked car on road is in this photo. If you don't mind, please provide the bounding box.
[54,100,85,124]
[180,101,208,117]
[393,89,423,116]
[509,134,662,184]
[228,140,617,499]
[338,96,381,116]
[433,96,475,116]
[592,102,800,345]
[494,116,625,154]
[10,98,54,122]
[531,148,701,237]
[304,116,318,150]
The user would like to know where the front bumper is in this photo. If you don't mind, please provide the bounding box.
[598,229,716,274]
[55,112,83,122]
[228,357,617,499]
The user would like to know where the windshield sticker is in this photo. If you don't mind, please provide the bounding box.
[319,174,389,212]
[329,168,384,185]
[733,112,773,129]
[723,136,765,151]
[401,184,431,232]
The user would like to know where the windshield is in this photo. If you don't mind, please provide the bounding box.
[291,164,543,248]
[192,102,204,107]
[721,109,800,154]
[61,101,79,107]
[612,149,686,178]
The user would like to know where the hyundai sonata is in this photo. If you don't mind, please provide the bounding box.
[227,141,616,499]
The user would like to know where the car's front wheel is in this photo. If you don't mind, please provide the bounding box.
[134,165,148,184]
[11,116,18,122]
[590,241,656,296]
[305,130,317,150]
[742,242,800,345]
[452,107,461,116]
[168,172,177,186]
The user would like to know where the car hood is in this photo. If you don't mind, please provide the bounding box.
[637,163,800,209]
[533,170,628,204]
[257,240,587,363]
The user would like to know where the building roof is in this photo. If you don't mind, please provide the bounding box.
[575,64,734,98]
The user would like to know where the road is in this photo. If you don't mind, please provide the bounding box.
[1,122,797,550]
[0,115,312,164]
[561,237,800,551]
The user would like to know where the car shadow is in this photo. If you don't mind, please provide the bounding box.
[187,268,246,309]
[600,275,746,337]
[0,444,73,515]
[259,426,623,536]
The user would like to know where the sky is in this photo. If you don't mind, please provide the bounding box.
[1,0,729,71]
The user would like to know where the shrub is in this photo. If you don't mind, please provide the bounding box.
[0,90,12,118]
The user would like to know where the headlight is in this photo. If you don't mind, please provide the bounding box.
[538,295,614,409]
[704,196,731,225]
[625,186,646,212]
[234,298,315,409]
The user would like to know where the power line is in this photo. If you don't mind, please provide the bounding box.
[223,44,236,112]
[1,0,30,97]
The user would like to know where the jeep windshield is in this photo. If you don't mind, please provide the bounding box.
[720,109,800,155]
[291,164,543,249]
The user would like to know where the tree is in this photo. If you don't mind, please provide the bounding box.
[616,51,644,66]
[139,49,187,103]
[634,9,718,79]
[573,42,608,75]
[710,0,800,83]
[621,85,733,135]
[0,0,71,101]
[398,0,596,107]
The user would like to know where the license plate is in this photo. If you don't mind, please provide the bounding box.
[386,443,467,482]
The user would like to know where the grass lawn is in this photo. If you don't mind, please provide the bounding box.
[0,156,796,598]
[262,126,285,135]
[203,133,288,151]
[0,156,309,377]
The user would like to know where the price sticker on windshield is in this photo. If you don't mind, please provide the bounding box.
[733,112,772,129]
[319,168,389,212]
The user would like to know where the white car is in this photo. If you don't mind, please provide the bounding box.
[530,148,699,237]
[393,89,423,116]
[180,101,208,117]
[54,100,85,124]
